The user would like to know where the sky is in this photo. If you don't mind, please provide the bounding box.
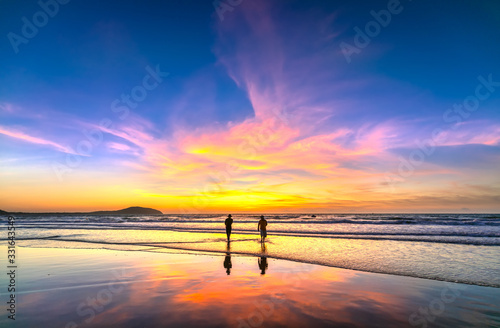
[0,0,499,213]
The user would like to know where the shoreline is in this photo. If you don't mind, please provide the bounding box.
[17,241,500,289]
[1,245,499,327]
[14,233,500,288]
[22,241,500,288]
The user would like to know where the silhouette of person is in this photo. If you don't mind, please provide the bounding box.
[223,241,232,275]
[257,215,268,242]
[225,214,233,241]
[258,257,268,275]
[258,242,268,274]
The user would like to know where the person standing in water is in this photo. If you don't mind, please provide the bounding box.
[225,214,233,241]
[257,215,268,242]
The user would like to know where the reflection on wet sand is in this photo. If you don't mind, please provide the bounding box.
[259,242,268,275]
[223,238,271,276]
[3,246,499,328]
[223,241,232,275]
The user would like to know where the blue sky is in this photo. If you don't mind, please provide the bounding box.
[0,0,499,212]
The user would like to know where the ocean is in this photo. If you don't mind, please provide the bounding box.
[3,213,500,288]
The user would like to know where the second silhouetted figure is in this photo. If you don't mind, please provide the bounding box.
[257,215,268,242]
[225,214,233,241]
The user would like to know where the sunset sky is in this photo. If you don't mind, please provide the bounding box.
[1,0,499,213]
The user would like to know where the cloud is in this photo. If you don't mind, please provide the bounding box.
[433,122,500,146]
[0,125,76,154]
[107,142,133,152]
[1,0,500,212]
[0,103,15,113]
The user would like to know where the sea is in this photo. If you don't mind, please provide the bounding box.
[2,213,499,288]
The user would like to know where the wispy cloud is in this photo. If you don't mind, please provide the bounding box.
[0,103,15,113]
[0,125,76,154]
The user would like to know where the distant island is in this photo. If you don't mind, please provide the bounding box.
[89,207,163,215]
[0,206,163,215]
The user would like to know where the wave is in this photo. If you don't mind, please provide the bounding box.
[10,228,500,246]
[2,213,499,247]
[7,221,500,235]
[3,213,499,226]
[6,219,500,227]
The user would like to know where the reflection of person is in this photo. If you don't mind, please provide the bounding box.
[223,241,232,275]
[224,254,232,275]
[259,242,268,275]
[258,257,268,275]
[257,215,268,242]
[225,214,233,241]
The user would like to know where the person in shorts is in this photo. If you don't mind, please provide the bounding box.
[257,215,268,242]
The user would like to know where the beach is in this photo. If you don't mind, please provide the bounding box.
[2,0,500,326]
[9,213,500,287]
[1,237,499,327]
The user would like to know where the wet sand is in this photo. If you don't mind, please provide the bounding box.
[0,245,499,327]
[17,230,500,287]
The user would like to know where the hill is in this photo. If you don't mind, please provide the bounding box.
[0,206,162,215]
[89,206,163,215]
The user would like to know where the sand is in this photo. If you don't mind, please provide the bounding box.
[0,245,499,327]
